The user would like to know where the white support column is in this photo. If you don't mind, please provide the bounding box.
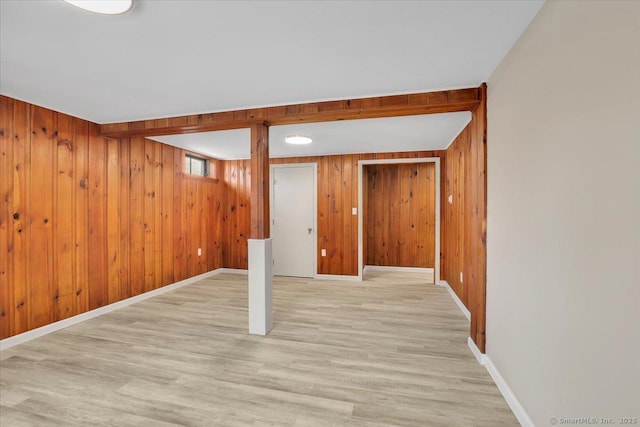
[248,238,273,335]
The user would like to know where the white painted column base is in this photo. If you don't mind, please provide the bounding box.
[248,238,273,335]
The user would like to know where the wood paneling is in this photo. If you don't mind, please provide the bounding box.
[129,137,145,297]
[0,95,13,337]
[2,90,487,351]
[221,160,251,269]
[226,152,441,274]
[143,138,155,293]
[272,154,355,275]
[442,127,469,305]
[73,119,89,317]
[172,148,186,282]
[161,145,174,286]
[88,124,108,310]
[100,88,482,138]
[119,138,131,301]
[440,84,487,351]
[469,84,487,352]
[0,96,223,339]
[364,163,436,268]
[54,114,75,319]
[182,176,220,278]
[28,106,55,329]
[106,137,122,304]
[11,100,30,334]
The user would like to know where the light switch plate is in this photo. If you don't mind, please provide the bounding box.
[352,207,358,215]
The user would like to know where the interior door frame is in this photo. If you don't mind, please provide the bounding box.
[357,157,441,283]
[270,162,318,278]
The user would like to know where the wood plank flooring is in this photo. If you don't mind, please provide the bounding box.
[0,272,517,426]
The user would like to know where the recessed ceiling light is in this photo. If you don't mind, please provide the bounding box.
[64,0,133,15]
[285,135,312,145]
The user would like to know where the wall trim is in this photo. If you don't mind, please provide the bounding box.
[484,355,535,427]
[441,280,471,321]
[467,336,485,365]
[217,268,249,275]
[363,265,434,274]
[315,274,361,282]
[0,268,246,351]
[466,338,534,427]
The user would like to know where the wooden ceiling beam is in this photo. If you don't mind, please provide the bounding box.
[99,86,481,139]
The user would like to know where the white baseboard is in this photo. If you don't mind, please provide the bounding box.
[315,274,361,282]
[363,265,434,274]
[467,336,485,365]
[440,280,471,321]
[217,268,248,275]
[466,338,533,427]
[484,355,534,427]
[0,267,248,351]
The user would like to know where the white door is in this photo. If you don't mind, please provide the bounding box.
[271,165,316,278]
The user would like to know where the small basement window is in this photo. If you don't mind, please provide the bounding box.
[184,154,209,177]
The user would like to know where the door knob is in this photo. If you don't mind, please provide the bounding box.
[308,228,312,234]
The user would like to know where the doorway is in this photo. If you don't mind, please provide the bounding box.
[358,158,441,283]
[270,163,317,278]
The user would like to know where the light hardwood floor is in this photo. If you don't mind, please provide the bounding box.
[0,272,517,426]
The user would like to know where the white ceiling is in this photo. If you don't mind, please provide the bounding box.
[149,112,472,159]
[0,0,543,124]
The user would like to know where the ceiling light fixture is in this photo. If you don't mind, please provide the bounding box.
[285,135,312,145]
[64,0,133,15]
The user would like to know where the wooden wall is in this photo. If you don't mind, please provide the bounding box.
[364,163,436,268]
[440,84,487,351]
[1,91,486,350]
[273,154,361,276]
[220,160,251,270]
[0,96,222,339]
[441,126,469,304]
[222,152,442,275]
[467,86,487,352]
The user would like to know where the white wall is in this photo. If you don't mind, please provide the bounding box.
[487,1,640,425]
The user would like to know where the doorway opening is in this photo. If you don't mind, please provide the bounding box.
[358,158,441,284]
